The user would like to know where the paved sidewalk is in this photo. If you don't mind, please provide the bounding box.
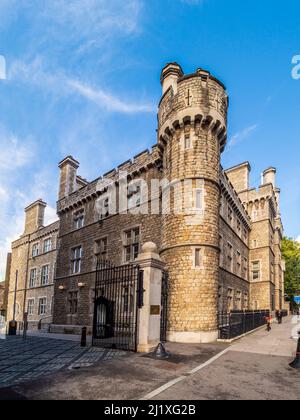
[27,330,92,344]
[148,317,300,400]
[0,336,124,391]
[230,316,298,357]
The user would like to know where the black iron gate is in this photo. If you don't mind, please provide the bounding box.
[160,271,169,343]
[93,259,144,352]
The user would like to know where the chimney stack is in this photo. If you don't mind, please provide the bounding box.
[58,156,79,200]
[262,167,276,188]
[24,199,47,235]
[160,63,183,95]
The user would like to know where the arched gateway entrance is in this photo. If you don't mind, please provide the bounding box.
[92,260,145,352]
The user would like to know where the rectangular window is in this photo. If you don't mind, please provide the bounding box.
[236,291,242,310]
[43,238,52,253]
[41,265,50,286]
[95,238,108,259]
[237,220,241,235]
[243,293,249,310]
[219,235,223,266]
[227,243,233,272]
[184,134,191,149]
[195,189,203,211]
[243,257,248,280]
[194,248,202,268]
[27,299,35,316]
[98,197,110,220]
[32,243,39,258]
[128,182,141,209]
[71,246,82,274]
[74,210,85,229]
[227,288,234,311]
[123,228,140,263]
[29,269,37,288]
[252,261,261,281]
[38,298,47,316]
[236,251,241,276]
[68,292,78,315]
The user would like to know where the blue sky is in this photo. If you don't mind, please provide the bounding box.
[0,0,300,280]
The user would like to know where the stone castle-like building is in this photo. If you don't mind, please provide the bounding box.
[5,63,285,343]
[5,201,59,330]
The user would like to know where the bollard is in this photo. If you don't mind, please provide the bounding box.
[81,327,87,347]
[8,320,17,336]
[290,332,300,369]
[155,342,170,360]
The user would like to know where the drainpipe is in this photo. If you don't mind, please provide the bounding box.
[13,270,18,321]
[22,236,31,321]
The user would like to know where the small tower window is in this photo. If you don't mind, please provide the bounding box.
[194,248,202,268]
[195,189,203,210]
[184,135,191,149]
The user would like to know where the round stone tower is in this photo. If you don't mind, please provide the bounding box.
[158,63,228,343]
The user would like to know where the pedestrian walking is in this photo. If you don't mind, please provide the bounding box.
[278,310,283,325]
[266,315,272,332]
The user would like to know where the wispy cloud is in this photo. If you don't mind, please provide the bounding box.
[228,124,258,147]
[296,235,300,243]
[9,58,155,114]
[0,0,143,42]
[68,79,155,114]
[0,124,35,170]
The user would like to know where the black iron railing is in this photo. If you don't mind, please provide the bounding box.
[218,310,270,340]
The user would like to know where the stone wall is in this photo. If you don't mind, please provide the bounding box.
[53,212,162,326]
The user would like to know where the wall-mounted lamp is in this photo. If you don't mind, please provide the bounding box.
[78,282,86,288]
[58,285,65,291]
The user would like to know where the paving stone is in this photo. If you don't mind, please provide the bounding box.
[0,336,125,388]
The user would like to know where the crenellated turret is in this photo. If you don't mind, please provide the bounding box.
[158,64,228,343]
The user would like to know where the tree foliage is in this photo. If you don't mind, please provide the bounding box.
[282,237,300,298]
